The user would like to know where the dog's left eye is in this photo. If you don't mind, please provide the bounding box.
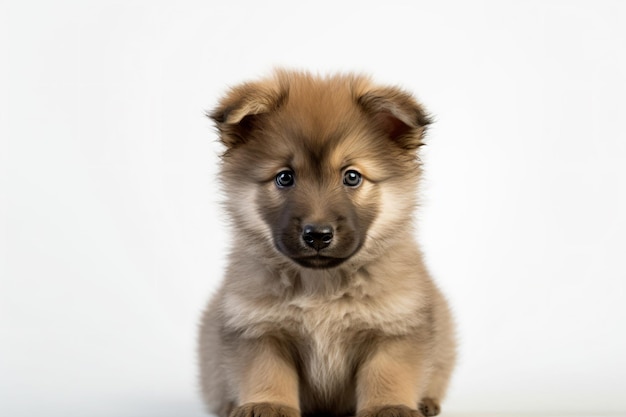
[275,170,295,188]
[343,170,362,187]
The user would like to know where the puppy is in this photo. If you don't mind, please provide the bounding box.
[199,70,456,417]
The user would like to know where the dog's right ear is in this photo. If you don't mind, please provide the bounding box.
[209,80,286,149]
[357,85,432,150]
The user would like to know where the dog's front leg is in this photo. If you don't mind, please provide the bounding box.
[230,338,300,417]
[356,338,425,417]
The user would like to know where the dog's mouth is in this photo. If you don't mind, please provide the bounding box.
[291,255,349,269]
[273,220,364,270]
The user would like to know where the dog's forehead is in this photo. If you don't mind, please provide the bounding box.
[271,122,376,174]
[283,84,358,134]
[268,86,371,163]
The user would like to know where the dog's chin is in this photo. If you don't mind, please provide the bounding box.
[291,255,349,269]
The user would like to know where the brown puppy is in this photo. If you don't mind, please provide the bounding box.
[199,70,456,417]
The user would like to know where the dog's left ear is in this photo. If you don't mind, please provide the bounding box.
[357,87,432,149]
[209,79,286,149]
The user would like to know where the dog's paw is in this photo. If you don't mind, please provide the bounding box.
[418,398,440,417]
[357,404,423,417]
[229,402,300,417]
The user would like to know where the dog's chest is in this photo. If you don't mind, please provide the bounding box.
[289,288,420,393]
[295,302,358,391]
[225,285,419,393]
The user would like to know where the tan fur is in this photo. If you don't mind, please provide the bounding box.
[199,70,456,417]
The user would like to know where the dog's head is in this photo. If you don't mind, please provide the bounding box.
[210,70,430,270]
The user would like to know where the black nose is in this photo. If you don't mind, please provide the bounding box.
[302,224,334,251]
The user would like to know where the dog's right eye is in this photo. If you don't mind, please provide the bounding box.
[275,170,295,188]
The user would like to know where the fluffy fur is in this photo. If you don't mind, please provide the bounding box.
[199,70,456,417]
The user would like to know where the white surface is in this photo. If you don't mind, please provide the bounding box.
[2,1,626,416]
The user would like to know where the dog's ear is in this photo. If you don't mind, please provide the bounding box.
[357,86,431,149]
[209,80,286,149]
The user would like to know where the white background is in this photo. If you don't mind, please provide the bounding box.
[2,1,625,416]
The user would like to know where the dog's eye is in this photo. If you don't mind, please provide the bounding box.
[275,170,295,188]
[343,170,362,187]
